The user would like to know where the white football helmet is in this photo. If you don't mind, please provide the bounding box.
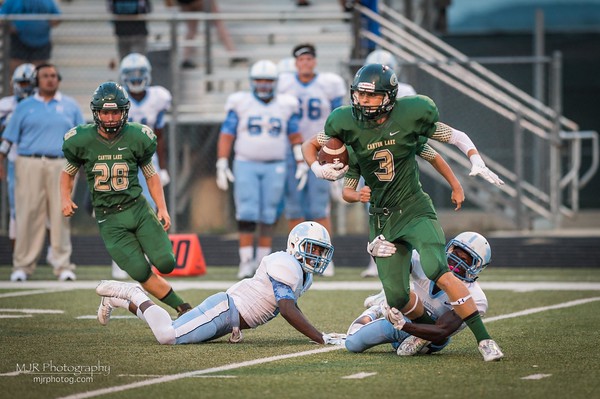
[119,53,152,94]
[365,49,399,73]
[250,60,278,101]
[287,221,334,275]
[12,63,36,100]
[277,57,297,74]
[445,231,491,282]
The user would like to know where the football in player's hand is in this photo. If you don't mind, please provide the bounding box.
[317,137,349,166]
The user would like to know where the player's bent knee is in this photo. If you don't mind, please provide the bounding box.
[130,267,153,283]
[344,336,366,353]
[153,253,176,274]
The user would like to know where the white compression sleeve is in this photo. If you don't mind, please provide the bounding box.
[448,127,476,156]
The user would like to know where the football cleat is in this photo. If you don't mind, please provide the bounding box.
[237,260,257,279]
[10,270,27,282]
[96,296,128,326]
[397,335,430,356]
[228,327,244,343]
[478,339,504,361]
[96,280,143,301]
[360,259,378,278]
[58,270,76,281]
[111,261,129,280]
[363,289,386,308]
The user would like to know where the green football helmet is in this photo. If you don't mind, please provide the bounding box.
[90,81,130,135]
[350,63,398,121]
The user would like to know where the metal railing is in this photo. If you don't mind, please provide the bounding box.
[352,3,598,229]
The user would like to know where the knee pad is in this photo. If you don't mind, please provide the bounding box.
[258,223,274,237]
[238,220,257,233]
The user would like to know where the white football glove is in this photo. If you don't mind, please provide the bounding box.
[469,154,504,186]
[295,162,309,191]
[383,305,406,331]
[228,326,244,343]
[216,157,234,191]
[321,332,347,345]
[367,235,396,257]
[310,161,348,181]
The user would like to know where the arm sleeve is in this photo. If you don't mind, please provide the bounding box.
[431,122,476,156]
[270,276,296,302]
[416,143,438,162]
[220,110,239,136]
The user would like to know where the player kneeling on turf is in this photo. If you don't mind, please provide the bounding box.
[95,221,346,345]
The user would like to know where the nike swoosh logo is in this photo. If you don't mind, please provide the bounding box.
[389,131,400,136]
[118,147,128,151]
[97,219,107,223]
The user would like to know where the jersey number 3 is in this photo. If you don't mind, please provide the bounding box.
[373,149,395,182]
[93,162,130,191]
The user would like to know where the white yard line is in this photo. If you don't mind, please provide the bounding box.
[56,294,600,399]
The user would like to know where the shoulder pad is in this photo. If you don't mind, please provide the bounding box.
[264,252,302,288]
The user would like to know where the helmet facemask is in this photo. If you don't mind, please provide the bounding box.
[445,232,491,282]
[121,67,150,94]
[350,63,399,123]
[90,82,131,136]
[12,63,36,100]
[119,53,152,94]
[249,60,279,102]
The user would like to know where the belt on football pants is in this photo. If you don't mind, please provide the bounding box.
[20,154,64,159]
[369,205,403,216]
[96,198,139,215]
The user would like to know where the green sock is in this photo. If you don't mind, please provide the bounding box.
[413,311,436,325]
[159,289,186,311]
[464,312,491,342]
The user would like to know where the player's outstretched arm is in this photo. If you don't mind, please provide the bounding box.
[401,310,464,343]
[60,170,78,217]
[431,122,504,186]
[278,298,325,344]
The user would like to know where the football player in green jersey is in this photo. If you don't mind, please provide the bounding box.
[60,82,191,317]
[302,64,504,361]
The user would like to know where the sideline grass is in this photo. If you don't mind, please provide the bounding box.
[1,267,599,399]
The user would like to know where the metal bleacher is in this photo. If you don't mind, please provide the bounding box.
[54,0,352,122]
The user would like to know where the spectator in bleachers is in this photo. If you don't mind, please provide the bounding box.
[165,0,239,69]
[0,0,61,76]
[107,0,152,61]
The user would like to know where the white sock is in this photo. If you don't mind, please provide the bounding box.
[130,290,151,308]
[256,246,271,264]
[143,305,176,345]
[136,307,146,322]
[239,246,254,264]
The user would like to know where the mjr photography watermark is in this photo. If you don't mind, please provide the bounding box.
[15,360,110,385]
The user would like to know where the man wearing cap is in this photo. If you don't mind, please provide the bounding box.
[277,43,346,276]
